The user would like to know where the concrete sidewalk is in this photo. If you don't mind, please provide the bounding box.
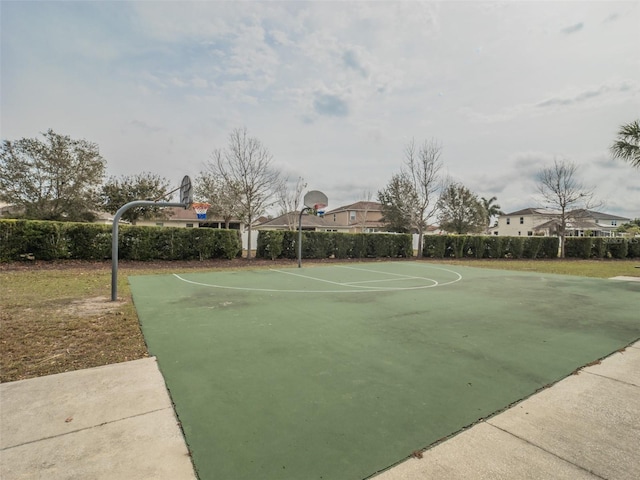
[1,344,639,480]
[0,357,197,480]
[375,341,640,480]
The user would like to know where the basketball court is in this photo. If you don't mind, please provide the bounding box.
[129,262,640,479]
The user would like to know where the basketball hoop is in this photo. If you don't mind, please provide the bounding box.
[192,202,211,220]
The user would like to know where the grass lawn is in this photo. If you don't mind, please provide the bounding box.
[1,258,638,383]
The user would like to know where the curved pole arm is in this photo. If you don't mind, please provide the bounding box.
[111,201,187,301]
[298,207,313,268]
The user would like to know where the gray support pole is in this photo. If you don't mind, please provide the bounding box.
[297,207,311,268]
[111,200,187,301]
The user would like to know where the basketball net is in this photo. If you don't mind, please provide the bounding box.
[191,202,211,220]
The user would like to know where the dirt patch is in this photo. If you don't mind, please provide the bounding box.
[61,296,127,317]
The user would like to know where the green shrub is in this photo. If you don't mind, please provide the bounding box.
[607,238,628,259]
[0,219,242,262]
[565,238,592,259]
[628,238,640,258]
[423,235,447,258]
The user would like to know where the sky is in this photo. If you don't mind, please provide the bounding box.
[2,1,639,219]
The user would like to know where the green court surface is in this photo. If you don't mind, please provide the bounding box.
[129,262,639,480]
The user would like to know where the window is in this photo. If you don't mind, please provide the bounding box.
[506,218,511,225]
[349,211,356,221]
[611,220,617,226]
[527,231,533,236]
[155,222,164,227]
[518,231,521,236]
[520,217,524,224]
[333,214,336,222]
[186,223,194,228]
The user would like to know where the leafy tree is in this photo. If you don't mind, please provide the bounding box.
[610,119,640,168]
[616,218,640,236]
[205,127,281,258]
[537,159,598,258]
[480,196,504,227]
[0,129,106,221]
[195,172,243,228]
[101,172,172,224]
[378,173,416,233]
[437,183,486,234]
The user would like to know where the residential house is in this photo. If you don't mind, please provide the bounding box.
[323,201,387,233]
[255,201,388,233]
[135,207,244,230]
[254,212,337,232]
[492,208,629,238]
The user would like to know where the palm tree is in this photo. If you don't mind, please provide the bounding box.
[610,119,640,168]
[481,196,504,227]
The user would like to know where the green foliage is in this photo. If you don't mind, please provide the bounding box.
[256,231,412,260]
[607,238,629,259]
[0,130,106,221]
[377,173,416,233]
[437,183,486,234]
[0,220,241,261]
[422,235,559,259]
[100,172,172,224]
[610,119,640,168]
[257,231,285,260]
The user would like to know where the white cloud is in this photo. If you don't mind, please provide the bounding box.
[2,0,639,219]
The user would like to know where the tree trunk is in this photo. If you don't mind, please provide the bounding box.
[246,225,252,259]
[417,228,424,258]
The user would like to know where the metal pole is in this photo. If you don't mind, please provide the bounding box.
[298,207,311,268]
[111,200,187,301]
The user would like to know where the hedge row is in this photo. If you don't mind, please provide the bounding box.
[256,230,413,260]
[564,237,640,259]
[422,235,560,259]
[0,219,242,261]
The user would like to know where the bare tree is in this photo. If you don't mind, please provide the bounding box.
[359,189,373,232]
[207,127,281,258]
[194,171,243,228]
[537,159,598,258]
[403,138,443,257]
[275,176,307,230]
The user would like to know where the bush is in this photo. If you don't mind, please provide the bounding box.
[0,219,242,261]
[256,230,413,260]
[607,238,628,259]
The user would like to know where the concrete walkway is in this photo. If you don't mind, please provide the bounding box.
[0,357,197,480]
[1,344,639,480]
[375,341,640,480]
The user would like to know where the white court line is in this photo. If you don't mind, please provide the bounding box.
[270,268,417,290]
[173,264,463,293]
[338,264,463,287]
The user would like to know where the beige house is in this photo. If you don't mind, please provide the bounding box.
[255,212,338,232]
[323,201,387,233]
[492,208,629,238]
[255,201,388,233]
[134,207,243,230]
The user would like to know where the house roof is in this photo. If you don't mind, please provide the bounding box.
[503,208,558,216]
[255,212,332,229]
[325,201,382,214]
[503,207,629,222]
[569,209,630,221]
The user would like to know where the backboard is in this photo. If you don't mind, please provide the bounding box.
[180,175,193,206]
[303,190,328,210]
